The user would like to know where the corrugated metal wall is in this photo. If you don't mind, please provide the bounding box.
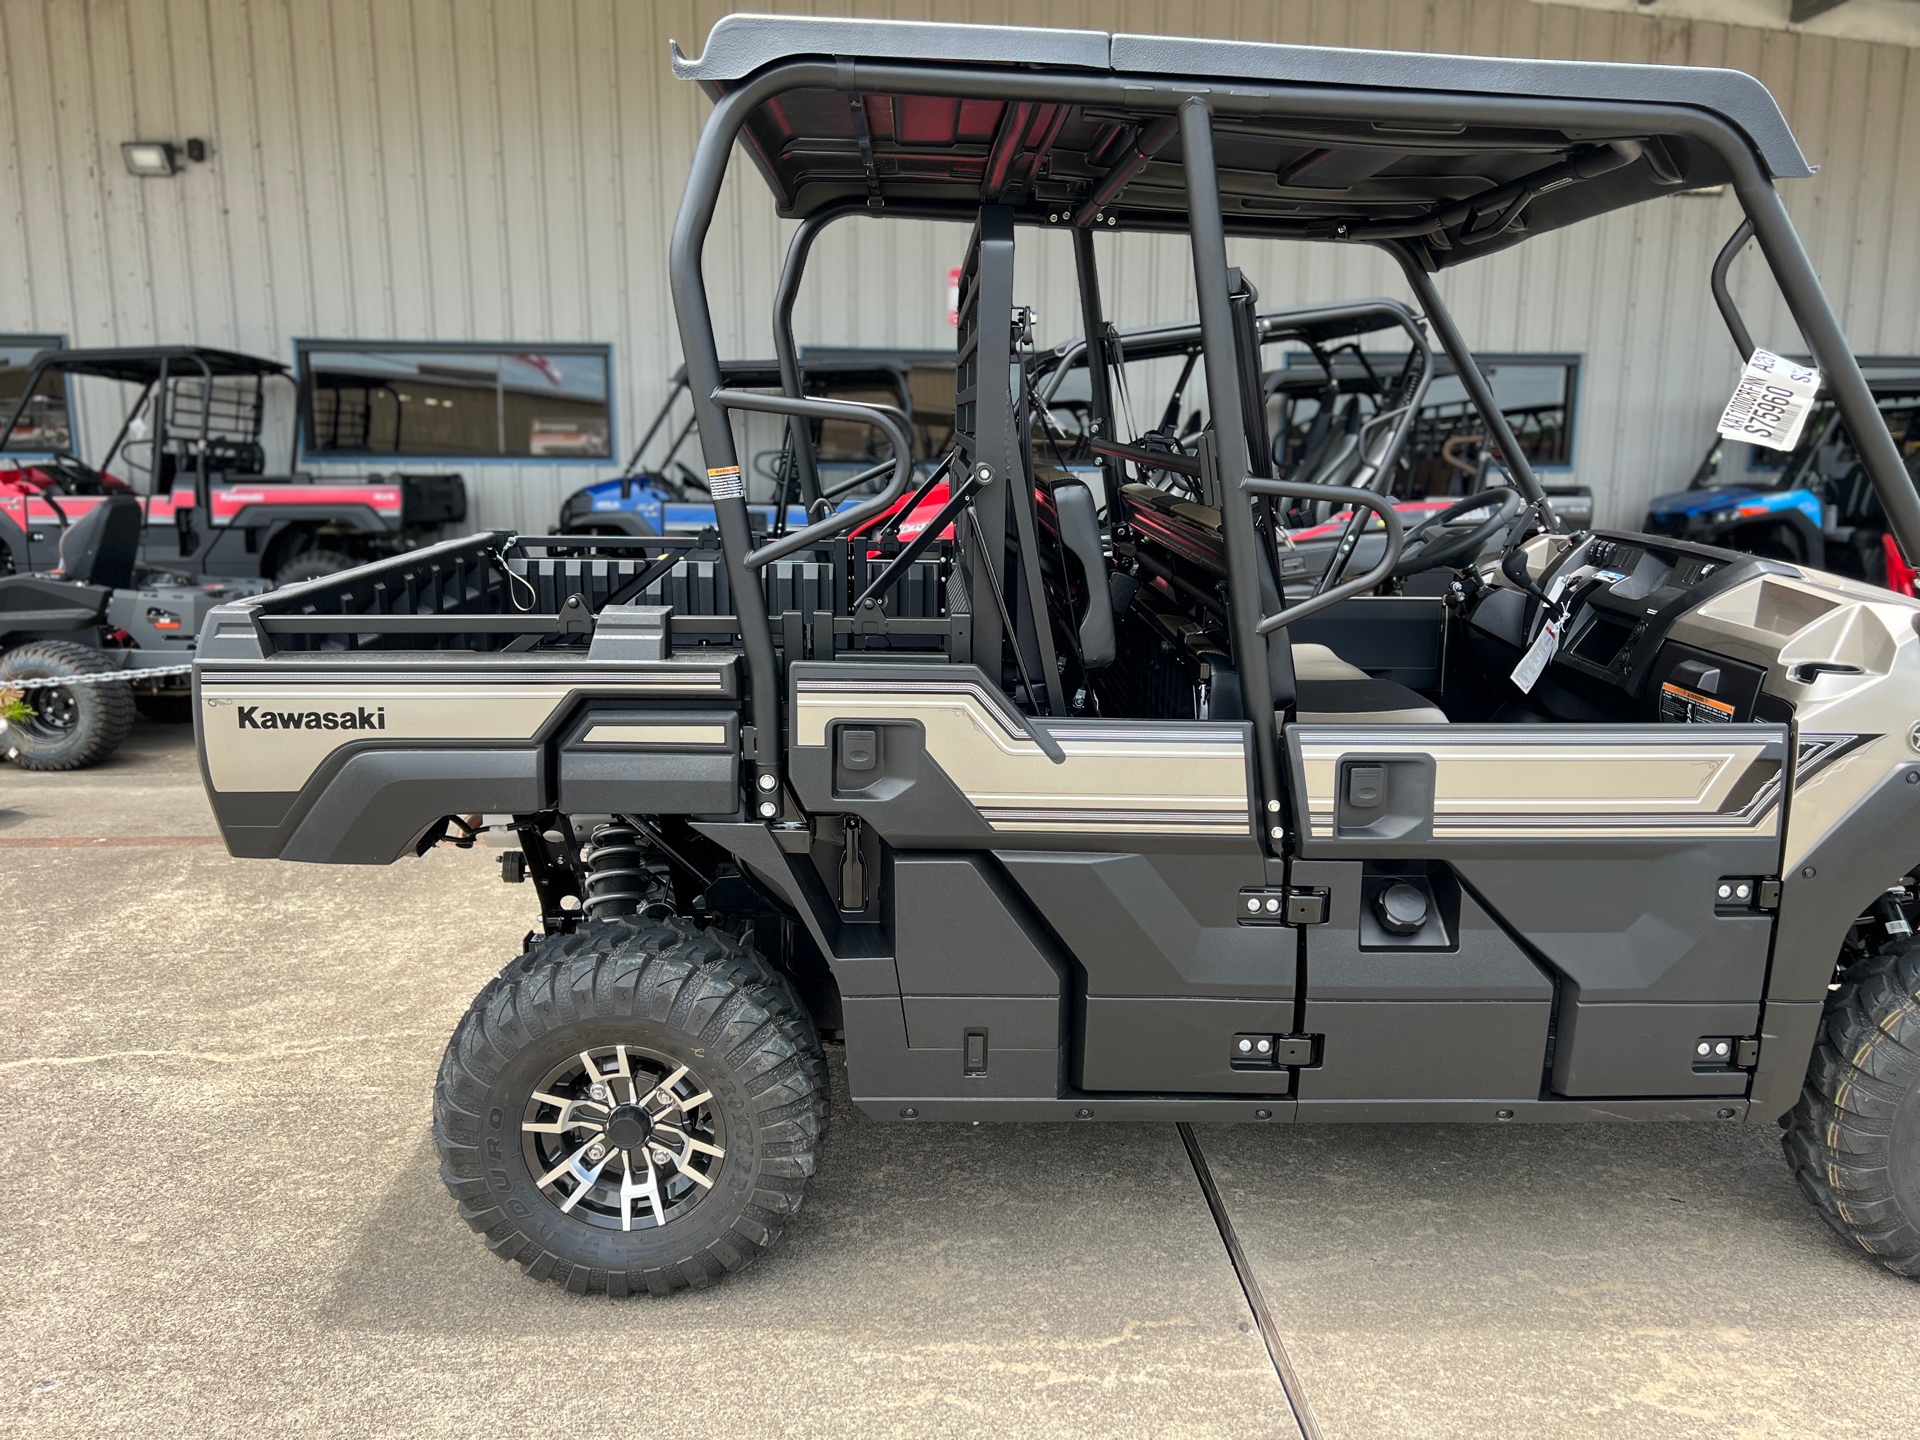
[2,0,1915,530]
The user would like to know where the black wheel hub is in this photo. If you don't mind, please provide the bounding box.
[604,1106,652,1151]
[26,686,78,738]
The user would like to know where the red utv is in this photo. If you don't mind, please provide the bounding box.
[0,346,466,586]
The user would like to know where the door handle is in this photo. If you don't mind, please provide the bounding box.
[1334,754,1435,842]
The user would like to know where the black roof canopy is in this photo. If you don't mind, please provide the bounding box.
[24,346,287,385]
[673,14,1808,268]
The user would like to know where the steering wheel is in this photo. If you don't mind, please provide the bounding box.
[1390,486,1523,579]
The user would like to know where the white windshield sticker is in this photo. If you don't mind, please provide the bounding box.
[1716,349,1821,452]
[1510,615,1561,695]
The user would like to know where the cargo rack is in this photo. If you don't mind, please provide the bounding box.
[236,529,961,661]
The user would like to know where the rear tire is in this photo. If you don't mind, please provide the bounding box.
[272,550,355,586]
[1,640,135,770]
[1782,944,1920,1276]
[434,918,828,1295]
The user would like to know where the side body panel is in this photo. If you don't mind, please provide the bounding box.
[786,658,1301,1100]
[1290,859,1555,1102]
[197,653,741,861]
[1288,722,1786,1099]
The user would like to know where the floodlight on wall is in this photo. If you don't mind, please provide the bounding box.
[120,140,206,176]
[122,142,178,177]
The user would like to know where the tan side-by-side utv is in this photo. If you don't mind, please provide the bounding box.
[193,16,1920,1296]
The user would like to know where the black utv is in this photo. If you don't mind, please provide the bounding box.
[195,17,1920,1297]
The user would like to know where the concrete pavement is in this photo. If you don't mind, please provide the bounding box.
[2,720,1915,1438]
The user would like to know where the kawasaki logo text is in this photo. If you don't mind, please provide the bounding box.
[237,706,386,731]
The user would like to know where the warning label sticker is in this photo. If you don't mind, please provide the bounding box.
[1659,682,1735,724]
[707,465,744,499]
[1716,349,1821,452]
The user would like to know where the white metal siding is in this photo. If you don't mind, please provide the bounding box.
[1,0,1915,531]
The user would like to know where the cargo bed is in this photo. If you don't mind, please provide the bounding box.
[192,530,954,862]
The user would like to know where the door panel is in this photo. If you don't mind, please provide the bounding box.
[998,851,1288,997]
[790,660,1276,1101]
[1080,996,1295,1094]
[1003,850,1297,1096]
[1301,1001,1549,1101]
[1286,722,1787,1099]
[789,661,1257,847]
[1288,723,1788,852]
[1291,859,1556,1101]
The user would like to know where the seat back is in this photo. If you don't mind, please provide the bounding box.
[1227,270,1273,480]
[54,493,141,589]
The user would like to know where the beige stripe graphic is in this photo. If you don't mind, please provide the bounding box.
[580,723,729,746]
[795,679,1251,836]
[1294,726,1783,840]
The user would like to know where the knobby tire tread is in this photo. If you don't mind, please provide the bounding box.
[1782,945,1920,1276]
[433,916,828,1296]
[1,640,135,771]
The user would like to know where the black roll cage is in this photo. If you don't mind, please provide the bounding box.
[669,49,1920,849]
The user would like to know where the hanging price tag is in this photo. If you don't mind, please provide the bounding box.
[1716,349,1821,452]
[1510,613,1561,694]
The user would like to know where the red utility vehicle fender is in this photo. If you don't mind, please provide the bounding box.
[0,473,403,529]
[208,484,402,525]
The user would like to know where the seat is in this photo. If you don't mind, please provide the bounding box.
[1290,676,1448,725]
[1291,641,1367,681]
[50,493,141,590]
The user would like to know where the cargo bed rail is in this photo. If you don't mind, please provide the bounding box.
[196,527,959,663]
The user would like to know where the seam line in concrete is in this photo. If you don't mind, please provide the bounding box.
[0,836,223,847]
[1178,1121,1323,1440]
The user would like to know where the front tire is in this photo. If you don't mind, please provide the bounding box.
[1,640,135,770]
[434,919,827,1295]
[1782,945,1920,1275]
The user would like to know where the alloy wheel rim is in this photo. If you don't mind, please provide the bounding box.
[520,1044,727,1232]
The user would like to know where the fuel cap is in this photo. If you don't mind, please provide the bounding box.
[1376,881,1430,935]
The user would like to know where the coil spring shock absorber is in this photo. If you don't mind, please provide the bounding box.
[582,820,655,918]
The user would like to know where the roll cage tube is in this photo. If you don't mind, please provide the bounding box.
[707,390,914,569]
[671,52,1920,800]
[1723,162,1920,560]
[1712,218,1759,362]
[1243,478,1406,634]
[771,208,856,508]
[1072,226,1118,499]
[1180,97,1285,850]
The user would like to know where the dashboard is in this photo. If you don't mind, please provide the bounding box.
[1472,531,1793,723]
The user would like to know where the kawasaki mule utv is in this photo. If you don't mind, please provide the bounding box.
[0,346,466,586]
[194,16,1920,1296]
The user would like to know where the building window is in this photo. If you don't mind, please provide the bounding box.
[0,336,68,454]
[296,341,613,462]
